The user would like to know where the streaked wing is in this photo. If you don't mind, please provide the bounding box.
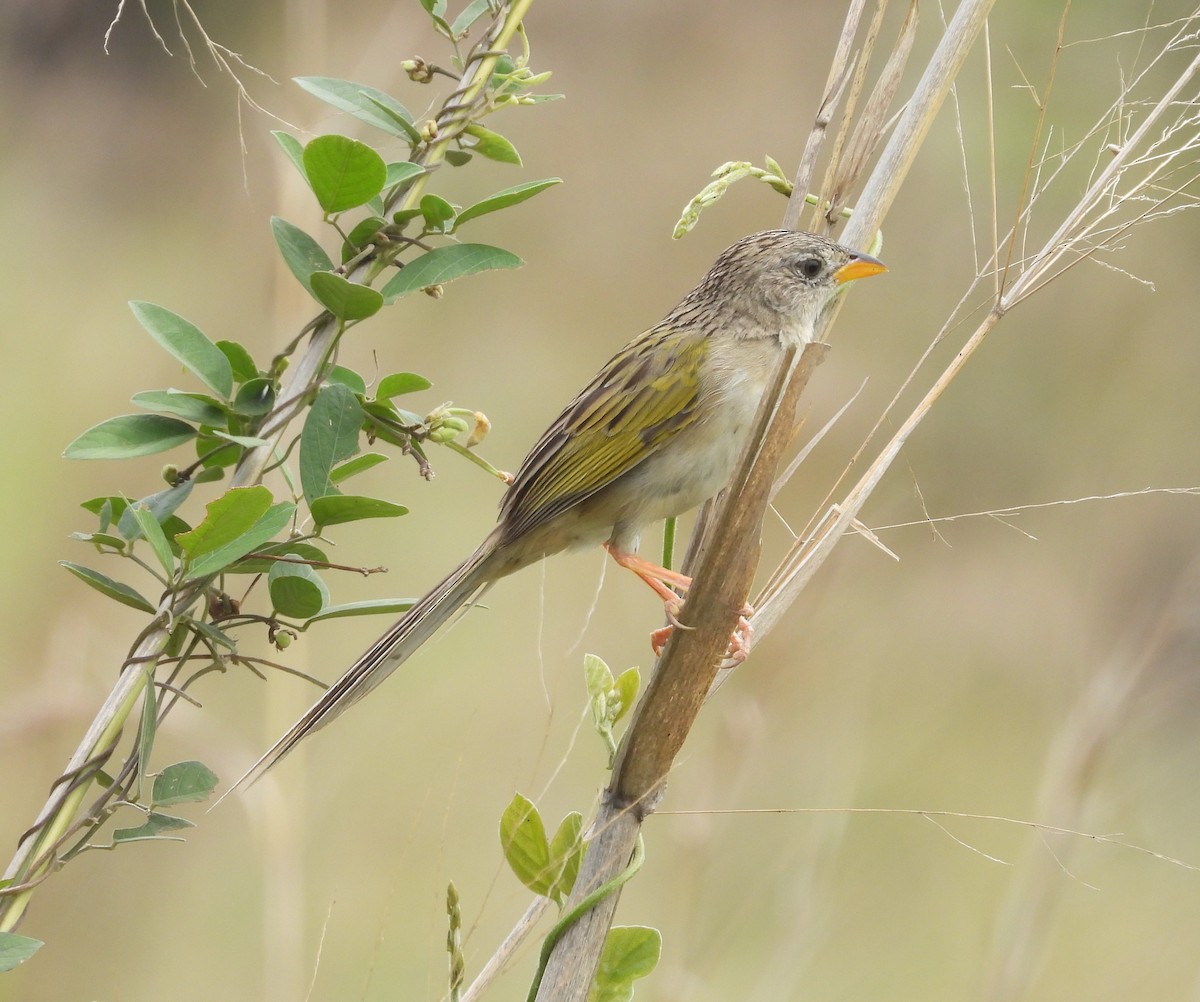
[498,324,705,540]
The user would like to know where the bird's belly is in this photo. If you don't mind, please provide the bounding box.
[603,367,771,548]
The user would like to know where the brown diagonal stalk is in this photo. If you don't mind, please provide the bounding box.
[532,2,996,996]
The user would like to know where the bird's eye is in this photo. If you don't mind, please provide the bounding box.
[795,257,824,279]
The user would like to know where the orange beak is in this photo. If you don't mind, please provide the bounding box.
[834,252,888,284]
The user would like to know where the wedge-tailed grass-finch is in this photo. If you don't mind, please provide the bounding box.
[244,229,886,783]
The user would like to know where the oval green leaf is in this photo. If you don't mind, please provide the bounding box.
[303,134,387,213]
[592,926,662,1002]
[271,216,335,295]
[129,302,233,399]
[217,340,259,383]
[381,244,522,302]
[184,500,295,580]
[310,272,384,321]
[176,486,273,559]
[294,77,416,138]
[419,193,457,231]
[271,130,307,181]
[131,389,227,426]
[269,561,329,618]
[302,597,416,625]
[64,414,197,460]
[310,495,408,527]
[300,384,364,505]
[0,931,43,972]
[455,178,562,228]
[152,760,219,806]
[376,371,432,399]
[500,793,553,897]
[463,123,522,165]
[330,451,388,484]
[59,561,156,613]
[113,811,194,843]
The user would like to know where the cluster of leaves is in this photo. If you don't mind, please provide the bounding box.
[62,50,563,652]
[494,656,659,1001]
[2,1,568,970]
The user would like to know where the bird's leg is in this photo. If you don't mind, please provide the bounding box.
[605,544,753,661]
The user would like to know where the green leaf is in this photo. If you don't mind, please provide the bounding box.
[451,0,493,36]
[114,481,195,541]
[294,77,416,138]
[463,123,522,165]
[271,216,335,294]
[376,371,432,399]
[127,501,175,576]
[309,272,384,321]
[64,414,197,460]
[177,486,273,559]
[217,340,259,383]
[184,501,294,580]
[455,178,562,227]
[301,597,415,625]
[500,793,553,897]
[303,134,387,213]
[131,389,227,426]
[310,494,408,527]
[444,149,473,167]
[419,193,457,231]
[188,619,237,651]
[361,96,423,144]
[129,301,233,398]
[194,429,241,470]
[152,760,220,806]
[0,931,44,972]
[232,377,276,417]
[327,366,367,395]
[59,561,156,613]
[612,667,640,725]
[342,215,388,261]
[381,244,522,302]
[384,161,424,189]
[137,668,157,792]
[269,561,329,618]
[271,130,307,181]
[331,451,388,484]
[584,652,615,700]
[69,531,127,551]
[224,541,328,574]
[418,0,447,16]
[112,811,195,843]
[300,384,363,505]
[589,927,662,1002]
[548,811,585,901]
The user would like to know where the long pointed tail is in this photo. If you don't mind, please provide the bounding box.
[233,540,498,790]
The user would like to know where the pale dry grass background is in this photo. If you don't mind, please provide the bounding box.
[2,2,1200,1000]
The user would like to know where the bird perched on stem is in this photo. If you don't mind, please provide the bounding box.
[241,228,885,786]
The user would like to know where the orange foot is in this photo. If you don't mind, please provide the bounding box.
[650,611,754,661]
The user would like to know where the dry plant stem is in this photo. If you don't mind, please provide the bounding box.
[841,0,996,250]
[537,1,997,990]
[0,0,537,932]
[782,0,869,228]
[461,897,552,1002]
[533,343,828,1001]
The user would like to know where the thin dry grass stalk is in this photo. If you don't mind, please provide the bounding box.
[753,5,1200,642]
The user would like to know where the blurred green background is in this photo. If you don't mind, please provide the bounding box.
[3,2,1200,1000]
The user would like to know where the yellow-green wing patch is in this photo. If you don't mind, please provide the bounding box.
[499,327,706,540]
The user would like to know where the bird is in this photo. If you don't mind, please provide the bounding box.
[240,228,886,786]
